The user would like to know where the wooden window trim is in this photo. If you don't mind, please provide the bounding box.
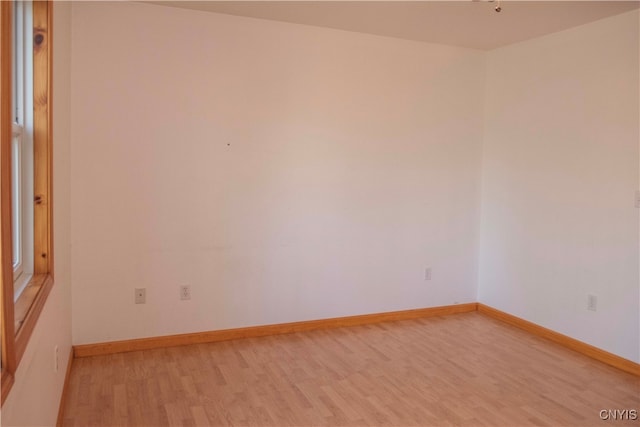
[1,0,17,404]
[1,0,53,406]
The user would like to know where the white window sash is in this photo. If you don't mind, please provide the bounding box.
[11,124,23,277]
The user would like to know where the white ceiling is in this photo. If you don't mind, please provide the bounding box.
[147,1,639,50]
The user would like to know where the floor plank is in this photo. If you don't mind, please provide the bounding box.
[63,313,640,426]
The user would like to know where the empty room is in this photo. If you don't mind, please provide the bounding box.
[0,0,639,426]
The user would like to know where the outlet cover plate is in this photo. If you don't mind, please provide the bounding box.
[135,288,146,304]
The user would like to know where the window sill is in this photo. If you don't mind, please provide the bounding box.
[14,273,46,332]
[14,273,54,363]
[0,274,54,408]
[1,370,15,405]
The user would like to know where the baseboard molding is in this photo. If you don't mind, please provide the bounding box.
[56,348,74,427]
[477,303,640,376]
[73,303,478,358]
[71,302,639,377]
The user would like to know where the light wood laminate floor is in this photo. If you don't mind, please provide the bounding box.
[62,312,640,426]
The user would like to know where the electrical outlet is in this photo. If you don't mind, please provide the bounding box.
[135,288,146,304]
[587,294,597,312]
[425,267,432,281]
[180,285,191,301]
[635,190,640,208]
[54,345,59,372]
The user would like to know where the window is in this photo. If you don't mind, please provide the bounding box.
[12,0,34,301]
[1,0,53,404]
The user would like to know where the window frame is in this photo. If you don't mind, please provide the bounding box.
[1,0,54,405]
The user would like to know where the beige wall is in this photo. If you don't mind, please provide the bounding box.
[70,2,486,345]
[2,1,73,425]
[479,10,640,362]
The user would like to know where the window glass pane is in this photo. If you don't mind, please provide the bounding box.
[12,0,22,125]
[11,0,34,301]
[11,130,21,272]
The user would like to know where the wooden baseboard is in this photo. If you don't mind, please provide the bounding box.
[71,302,639,377]
[477,303,640,376]
[73,303,478,358]
[56,348,74,427]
